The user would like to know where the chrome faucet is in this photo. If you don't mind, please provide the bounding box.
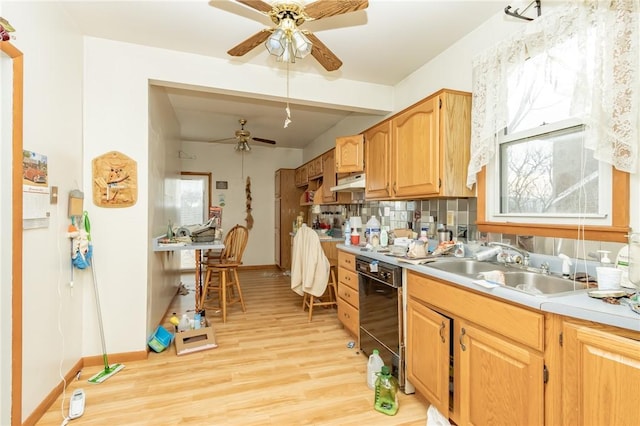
[488,242,530,266]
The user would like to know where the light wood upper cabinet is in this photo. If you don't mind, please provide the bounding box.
[294,164,308,187]
[308,155,323,180]
[364,89,474,200]
[561,320,640,426]
[321,149,352,205]
[321,150,337,204]
[335,134,364,173]
[364,121,392,199]
[391,95,439,197]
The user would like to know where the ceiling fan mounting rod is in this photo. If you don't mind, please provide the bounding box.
[270,3,307,26]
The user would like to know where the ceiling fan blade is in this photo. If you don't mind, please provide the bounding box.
[251,137,276,145]
[182,137,236,143]
[234,0,273,14]
[227,29,272,56]
[305,32,343,71]
[304,0,369,20]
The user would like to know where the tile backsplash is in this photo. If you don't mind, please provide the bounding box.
[344,197,628,261]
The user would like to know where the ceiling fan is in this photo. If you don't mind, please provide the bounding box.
[227,0,369,71]
[186,118,276,151]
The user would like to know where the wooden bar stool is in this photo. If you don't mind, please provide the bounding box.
[302,261,338,322]
[200,225,248,323]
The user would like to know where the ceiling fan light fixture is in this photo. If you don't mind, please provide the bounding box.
[265,17,312,64]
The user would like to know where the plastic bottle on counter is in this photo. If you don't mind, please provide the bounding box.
[380,227,389,247]
[366,216,381,246]
[374,365,399,415]
[367,349,385,390]
[344,218,352,246]
[177,314,190,332]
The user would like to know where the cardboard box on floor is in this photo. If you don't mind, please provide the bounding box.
[175,326,218,356]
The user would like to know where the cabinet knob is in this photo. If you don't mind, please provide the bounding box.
[439,321,446,343]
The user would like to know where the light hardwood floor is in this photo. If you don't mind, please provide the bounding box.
[37,269,428,425]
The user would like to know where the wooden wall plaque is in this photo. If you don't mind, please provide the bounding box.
[92,151,138,208]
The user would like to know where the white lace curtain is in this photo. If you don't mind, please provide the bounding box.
[467,0,639,189]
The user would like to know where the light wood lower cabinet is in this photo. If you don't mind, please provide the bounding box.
[457,321,544,426]
[407,270,544,425]
[406,301,451,415]
[560,319,640,426]
[337,251,358,339]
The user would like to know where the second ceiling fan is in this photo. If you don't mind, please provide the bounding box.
[227,0,369,71]
[195,118,276,151]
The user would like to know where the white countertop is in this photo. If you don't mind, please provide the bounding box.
[152,236,224,252]
[338,244,640,332]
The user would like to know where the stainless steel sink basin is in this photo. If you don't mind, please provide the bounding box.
[427,259,589,296]
[502,271,589,295]
[427,259,508,276]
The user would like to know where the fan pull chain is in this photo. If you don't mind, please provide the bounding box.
[284,62,292,128]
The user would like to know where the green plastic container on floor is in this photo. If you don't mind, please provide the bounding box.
[374,365,399,416]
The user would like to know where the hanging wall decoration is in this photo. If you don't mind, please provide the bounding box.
[245,176,253,230]
[92,151,138,208]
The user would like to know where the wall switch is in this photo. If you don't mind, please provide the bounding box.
[50,186,58,204]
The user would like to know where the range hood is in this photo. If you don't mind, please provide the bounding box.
[330,173,365,192]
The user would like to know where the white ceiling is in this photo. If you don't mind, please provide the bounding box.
[60,0,510,149]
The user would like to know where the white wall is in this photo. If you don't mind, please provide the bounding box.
[181,141,302,266]
[147,86,181,334]
[0,1,85,422]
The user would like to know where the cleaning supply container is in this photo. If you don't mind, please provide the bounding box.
[147,326,174,353]
[365,215,381,246]
[374,365,399,415]
[367,349,385,390]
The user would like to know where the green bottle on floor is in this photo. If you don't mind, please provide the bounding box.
[374,365,399,415]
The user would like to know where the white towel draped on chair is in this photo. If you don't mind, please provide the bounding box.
[291,224,330,297]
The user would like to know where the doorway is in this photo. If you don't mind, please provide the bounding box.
[179,172,211,270]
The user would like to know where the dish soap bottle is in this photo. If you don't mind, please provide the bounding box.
[374,365,399,415]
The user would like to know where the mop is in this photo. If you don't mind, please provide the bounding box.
[81,212,125,384]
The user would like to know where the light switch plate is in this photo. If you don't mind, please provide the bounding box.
[50,186,58,204]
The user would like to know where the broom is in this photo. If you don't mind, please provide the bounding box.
[82,212,125,384]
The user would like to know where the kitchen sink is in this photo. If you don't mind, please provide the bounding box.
[427,259,508,276]
[502,271,589,295]
[427,259,589,296]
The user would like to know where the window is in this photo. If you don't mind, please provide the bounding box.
[470,2,635,242]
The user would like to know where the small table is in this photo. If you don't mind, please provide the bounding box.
[153,237,224,312]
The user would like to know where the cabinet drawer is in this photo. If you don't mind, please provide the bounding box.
[337,297,359,336]
[338,267,358,292]
[338,251,356,270]
[338,281,359,309]
[408,270,544,351]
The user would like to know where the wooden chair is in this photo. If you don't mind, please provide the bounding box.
[200,225,248,323]
[302,260,338,322]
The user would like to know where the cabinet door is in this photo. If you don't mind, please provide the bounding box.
[335,134,364,173]
[295,164,308,187]
[458,321,544,426]
[562,322,640,426]
[321,150,338,203]
[364,121,392,199]
[407,300,451,416]
[391,96,440,198]
[274,198,282,267]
